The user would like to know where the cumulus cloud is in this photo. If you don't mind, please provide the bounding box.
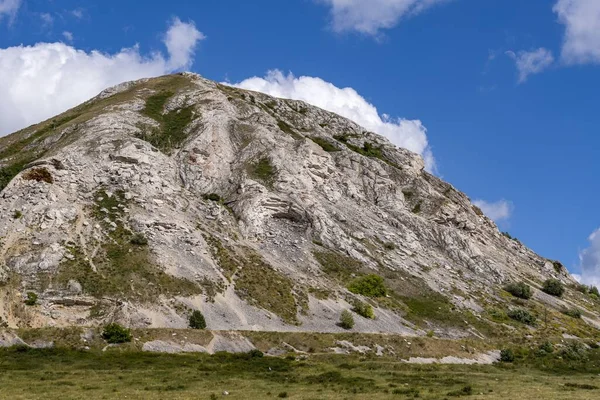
[164,17,205,71]
[231,70,435,170]
[0,18,204,136]
[578,228,600,288]
[506,48,554,83]
[318,0,449,35]
[473,199,513,222]
[554,0,600,64]
[0,0,21,23]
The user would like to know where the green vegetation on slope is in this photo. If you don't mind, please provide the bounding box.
[247,157,277,188]
[204,235,300,324]
[0,74,194,193]
[138,91,196,153]
[333,134,400,168]
[310,137,340,152]
[235,252,300,325]
[53,190,201,301]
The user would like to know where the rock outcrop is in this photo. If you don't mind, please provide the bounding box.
[0,73,596,338]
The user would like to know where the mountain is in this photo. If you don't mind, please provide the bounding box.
[0,73,597,339]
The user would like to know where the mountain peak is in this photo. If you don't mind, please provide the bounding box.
[0,73,595,339]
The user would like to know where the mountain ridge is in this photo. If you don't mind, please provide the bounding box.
[0,72,597,340]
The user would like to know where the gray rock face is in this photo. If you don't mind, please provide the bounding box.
[0,73,594,337]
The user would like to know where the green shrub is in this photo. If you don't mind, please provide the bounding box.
[311,137,339,152]
[538,341,554,355]
[507,308,536,325]
[552,261,565,274]
[248,157,276,187]
[248,349,264,358]
[500,349,515,362]
[352,300,375,319]
[130,233,148,246]
[590,286,600,297]
[542,279,565,297]
[348,275,387,298]
[562,308,582,319]
[189,310,206,330]
[559,341,588,361]
[13,210,22,219]
[339,310,355,330]
[203,193,222,202]
[24,292,38,306]
[448,385,473,396]
[504,281,533,299]
[383,242,396,251]
[101,323,132,344]
[278,392,288,398]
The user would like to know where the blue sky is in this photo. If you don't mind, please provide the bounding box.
[1,0,599,285]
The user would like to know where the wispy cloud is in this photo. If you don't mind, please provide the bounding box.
[39,12,54,27]
[554,0,600,65]
[473,199,513,222]
[578,228,600,288]
[231,70,435,171]
[506,48,554,83]
[62,31,74,42]
[0,18,205,136]
[317,0,450,36]
[71,8,84,19]
[0,0,22,24]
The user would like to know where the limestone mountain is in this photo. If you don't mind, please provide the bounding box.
[0,73,597,339]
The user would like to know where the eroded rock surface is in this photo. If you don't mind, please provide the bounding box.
[0,73,596,338]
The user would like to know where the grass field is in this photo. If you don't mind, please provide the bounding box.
[1,346,599,400]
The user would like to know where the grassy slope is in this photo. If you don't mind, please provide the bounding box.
[0,346,599,400]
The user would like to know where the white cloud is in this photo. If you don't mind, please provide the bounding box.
[473,199,513,222]
[62,31,74,42]
[231,70,435,170]
[554,0,600,64]
[71,8,84,19]
[506,48,554,83]
[318,0,449,35]
[578,228,600,288]
[163,17,205,71]
[40,12,54,27]
[0,18,204,136]
[0,0,21,23]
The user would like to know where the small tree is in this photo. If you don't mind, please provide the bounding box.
[130,233,148,246]
[542,279,565,297]
[347,275,387,298]
[504,282,533,299]
[507,308,536,325]
[500,349,515,363]
[189,310,207,329]
[339,310,355,330]
[24,292,38,306]
[102,323,132,344]
[562,308,582,319]
[352,300,375,319]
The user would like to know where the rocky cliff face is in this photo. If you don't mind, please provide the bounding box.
[0,73,597,338]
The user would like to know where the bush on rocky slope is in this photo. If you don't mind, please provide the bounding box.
[504,281,533,300]
[542,279,565,297]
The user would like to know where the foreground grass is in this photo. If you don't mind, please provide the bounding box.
[0,347,599,400]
